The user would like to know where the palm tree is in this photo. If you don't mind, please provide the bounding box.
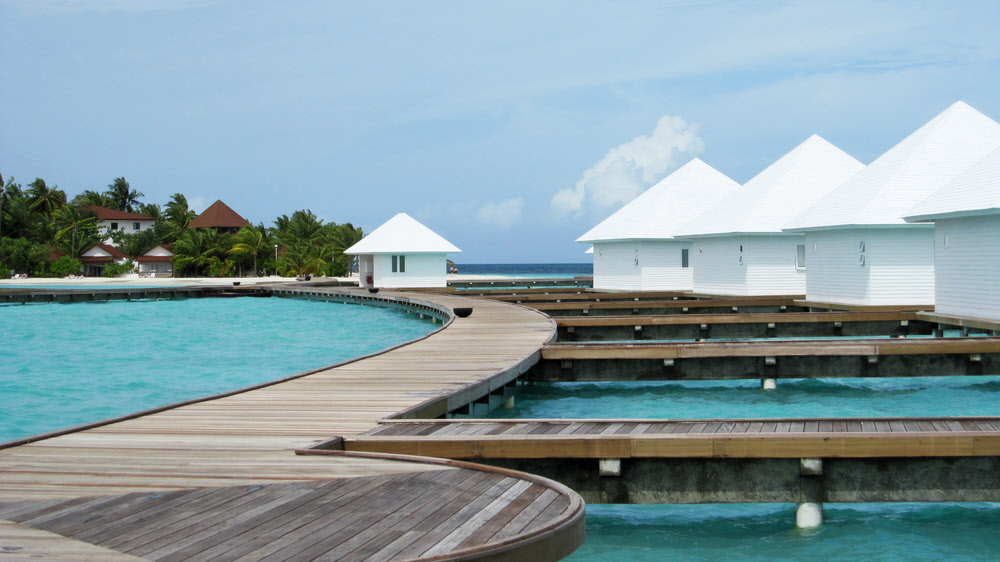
[54,205,98,258]
[228,225,267,276]
[279,245,326,277]
[2,193,36,240]
[138,202,162,220]
[173,229,228,276]
[71,190,113,208]
[327,222,364,275]
[165,193,196,229]
[105,177,143,213]
[26,178,67,218]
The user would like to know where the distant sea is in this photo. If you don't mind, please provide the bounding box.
[453,263,592,277]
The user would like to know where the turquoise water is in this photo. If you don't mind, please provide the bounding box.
[0,297,436,442]
[495,379,1000,560]
[490,377,1000,419]
[572,503,1000,561]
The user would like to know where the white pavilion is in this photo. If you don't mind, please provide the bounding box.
[677,135,864,296]
[345,213,460,289]
[783,101,1000,307]
[904,146,1000,321]
[577,158,740,291]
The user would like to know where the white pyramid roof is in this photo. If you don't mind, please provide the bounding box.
[576,158,740,243]
[345,213,461,254]
[678,135,864,237]
[784,101,1000,231]
[905,146,1000,221]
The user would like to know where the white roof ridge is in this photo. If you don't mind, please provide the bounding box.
[784,101,1000,230]
[576,158,741,243]
[904,144,1000,221]
[345,212,461,254]
[850,102,960,227]
[677,134,863,237]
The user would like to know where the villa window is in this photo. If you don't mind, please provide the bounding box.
[133,222,140,230]
[681,249,689,268]
[796,244,806,269]
[110,222,118,230]
[391,255,406,273]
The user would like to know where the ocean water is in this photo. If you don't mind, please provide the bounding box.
[453,263,592,278]
[490,377,1000,419]
[572,503,1000,561]
[0,297,436,443]
[494,378,1000,560]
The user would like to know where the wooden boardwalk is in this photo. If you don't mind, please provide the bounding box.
[0,287,584,561]
[541,336,1000,360]
[346,417,1000,459]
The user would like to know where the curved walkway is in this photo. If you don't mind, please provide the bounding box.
[0,287,582,561]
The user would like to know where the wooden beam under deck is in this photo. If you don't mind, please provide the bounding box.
[541,336,1000,360]
[345,418,1000,459]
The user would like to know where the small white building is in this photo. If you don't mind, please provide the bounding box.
[345,213,460,289]
[576,158,740,291]
[783,101,1000,307]
[79,244,129,277]
[676,135,864,296]
[88,206,155,243]
[904,146,1000,321]
[135,244,174,277]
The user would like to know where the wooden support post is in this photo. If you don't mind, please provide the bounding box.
[797,458,824,529]
[599,458,621,477]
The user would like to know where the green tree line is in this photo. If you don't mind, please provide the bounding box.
[0,173,363,278]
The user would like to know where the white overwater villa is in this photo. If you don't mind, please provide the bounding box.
[577,158,740,291]
[676,135,864,296]
[904,145,1000,321]
[345,212,460,289]
[783,101,1000,307]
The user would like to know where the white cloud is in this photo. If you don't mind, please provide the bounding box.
[475,197,524,228]
[550,114,704,218]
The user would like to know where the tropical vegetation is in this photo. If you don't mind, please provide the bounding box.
[0,172,363,278]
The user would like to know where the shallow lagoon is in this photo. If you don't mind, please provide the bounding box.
[0,297,436,442]
[494,379,1000,561]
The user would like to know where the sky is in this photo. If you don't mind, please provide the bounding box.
[2,1,999,263]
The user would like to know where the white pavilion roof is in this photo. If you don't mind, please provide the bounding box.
[575,158,740,243]
[905,145,1000,222]
[677,135,864,237]
[345,213,461,254]
[784,101,1000,231]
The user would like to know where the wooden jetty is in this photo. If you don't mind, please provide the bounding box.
[0,287,584,561]
[532,336,1000,381]
[343,418,1000,507]
[556,310,929,340]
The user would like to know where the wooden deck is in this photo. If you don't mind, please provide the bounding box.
[0,287,584,561]
[527,296,801,314]
[555,310,922,327]
[345,417,1000,459]
[541,336,1000,359]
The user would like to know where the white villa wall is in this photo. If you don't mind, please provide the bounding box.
[745,236,807,296]
[932,216,1000,320]
[373,253,446,288]
[693,236,806,296]
[804,228,934,306]
[137,261,172,274]
[691,237,746,295]
[593,240,692,291]
[98,219,155,243]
